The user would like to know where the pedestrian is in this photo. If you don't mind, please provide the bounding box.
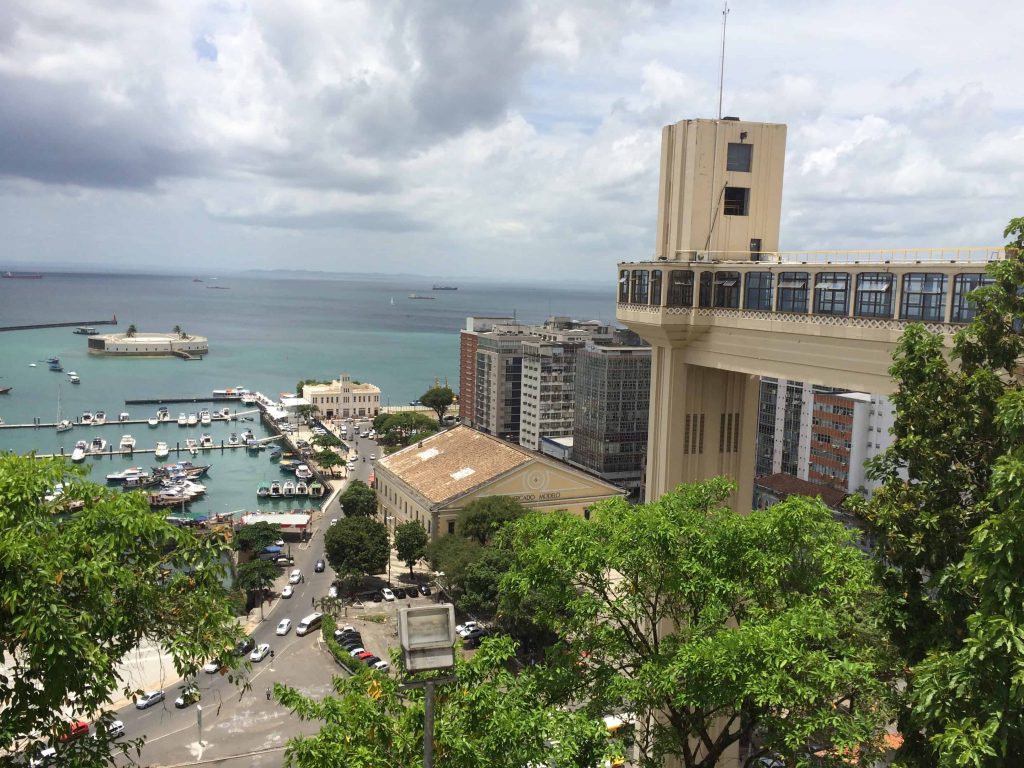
[311,596,315,606]
[266,687,271,700]
[270,649,275,659]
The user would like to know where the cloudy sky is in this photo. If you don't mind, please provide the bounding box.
[1,1,1021,280]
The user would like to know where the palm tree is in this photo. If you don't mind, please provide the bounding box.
[237,559,278,621]
[125,324,137,338]
[173,324,186,339]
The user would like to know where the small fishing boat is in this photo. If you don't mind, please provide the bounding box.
[119,434,136,452]
[185,438,199,456]
[177,413,188,426]
[56,419,73,433]
[227,432,240,446]
[48,357,63,372]
[282,480,295,498]
[81,412,94,425]
[88,436,106,454]
[294,480,308,496]
[0,386,11,394]
[268,446,282,460]
[308,480,324,498]
[187,413,198,426]
[93,411,107,425]
[200,433,214,449]
[269,480,282,498]
[155,441,169,459]
[278,459,299,473]
[147,416,159,427]
[67,372,80,384]
[123,474,160,490]
[257,481,270,498]
[71,440,87,462]
[294,464,313,480]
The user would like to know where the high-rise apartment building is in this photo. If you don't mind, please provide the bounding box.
[571,337,651,498]
[519,338,580,450]
[459,315,515,425]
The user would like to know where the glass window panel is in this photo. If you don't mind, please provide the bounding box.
[618,270,629,302]
[777,271,809,313]
[901,273,947,321]
[631,270,649,305]
[714,271,741,308]
[854,273,894,318]
[814,272,850,316]
[667,270,694,307]
[727,143,752,172]
[650,270,663,306]
[744,271,773,310]
[699,272,713,307]
[951,273,994,323]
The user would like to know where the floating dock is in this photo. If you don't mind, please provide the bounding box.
[0,409,260,430]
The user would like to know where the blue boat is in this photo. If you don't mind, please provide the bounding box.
[48,357,63,372]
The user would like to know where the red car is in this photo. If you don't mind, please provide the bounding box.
[59,720,89,742]
[355,651,375,660]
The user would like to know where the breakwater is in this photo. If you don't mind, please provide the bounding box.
[0,317,117,333]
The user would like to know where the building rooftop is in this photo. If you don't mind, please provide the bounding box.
[755,473,849,510]
[377,426,533,505]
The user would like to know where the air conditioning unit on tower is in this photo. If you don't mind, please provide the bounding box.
[694,252,708,262]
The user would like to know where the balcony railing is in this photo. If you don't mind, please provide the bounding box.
[650,246,1006,265]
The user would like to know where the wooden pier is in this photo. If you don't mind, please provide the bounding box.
[32,434,282,460]
[0,409,260,430]
[0,317,118,333]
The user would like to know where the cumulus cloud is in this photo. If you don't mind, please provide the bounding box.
[0,0,1021,278]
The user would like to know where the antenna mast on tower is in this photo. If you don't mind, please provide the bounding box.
[717,1,730,120]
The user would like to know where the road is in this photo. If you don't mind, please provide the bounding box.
[111,420,389,767]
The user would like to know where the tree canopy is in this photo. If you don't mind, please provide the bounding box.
[393,520,428,576]
[501,478,899,768]
[456,495,528,545]
[233,520,281,552]
[339,479,378,517]
[419,385,456,423]
[0,455,242,756]
[315,449,345,477]
[324,515,388,581]
[374,411,439,449]
[851,218,1024,765]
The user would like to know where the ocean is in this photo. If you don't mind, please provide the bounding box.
[0,272,614,517]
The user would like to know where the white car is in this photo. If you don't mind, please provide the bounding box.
[281,585,294,598]
[288,569,302,585]
[330,518,338,526]
[369,454,376,460]
[348,646,366,656]
[250,643,271,662]
[274,538,284,547]
[276,618,292,635]
[456,621,481,638]
[203,659,221,674]
[93,719,125,739]
[381,587,395,602]
[372,660,390,672]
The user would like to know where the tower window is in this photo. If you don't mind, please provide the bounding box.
[727,142,752,172]
[723,187,749,216]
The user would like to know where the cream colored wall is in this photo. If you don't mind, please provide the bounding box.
[656,119,786,260]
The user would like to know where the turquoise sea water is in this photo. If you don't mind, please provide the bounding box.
[0,272,613,517]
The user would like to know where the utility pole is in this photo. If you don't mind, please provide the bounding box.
[717,1,730,120]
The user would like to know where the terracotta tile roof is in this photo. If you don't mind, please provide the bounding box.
[755,472,849,510]
[377,426,533,505]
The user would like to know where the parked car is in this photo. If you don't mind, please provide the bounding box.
[348,646,366,657]
[418,584,432,596]
[276,618,292,635]
[250,643,271,662]
[373,660,390,672]
[355,651,375,660]
[59,720,89,742]
[93,718,125,740]
[282,585,294,598]
[369,453,376,460]
[28,746,56,767]
[456,621,481,637]
[361,655,381,666]
[407,586,420,599]
[203,659,222,674]
[135,690,165,709]
[392,587,406,599]
[174,687,201,708]
[381,587,395,601]
[235,637,255,656]
[314,559,326,572]
[371,591,383,602]
[462,627,491,648]
[288,569,302,585]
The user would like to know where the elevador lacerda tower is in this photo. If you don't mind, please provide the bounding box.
[617,116,1004,510]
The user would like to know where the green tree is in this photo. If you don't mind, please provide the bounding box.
[339,479,378,517]
[420,385,455,424]
[0,455,243,755]
[393,520,428,576]
[325,516,388,580]
[316,449,345,477]
[375,411,439,448]
[851,220,1024,765]
[233,521,282,553]
[295,404,316,423]
[172,324,185,339]
[312,431,343,449]
[501,479,900,768]
[236,558,279,620]
[278,635,613,768]
[125,323,137,337]
[456,495,527,545]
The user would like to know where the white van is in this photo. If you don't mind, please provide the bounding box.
[295,612,323,636]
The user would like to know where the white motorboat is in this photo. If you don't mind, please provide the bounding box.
[177,413,188,426]
[88,436,106,454]
[294,464,313,480]
[257,481,270,497]
[81,412,94,425]
[217,407,232,419]
[200,433,214,449]
[157,407,170,422]
[106,466,149,484]
[147,417,159,427]
[282,480,295,497]
[155,441,169,459]
[119,412,130,422]
[269,480,282,498]
[119,434,136,452]
[71,440,87,462]
[294,480,308,496]
[93,411,107,425]
[199,409,212,426]
[241,429,254,442]
[67,372,81,384]
[227,432,239,446]
[187,413,198,426]
[56,419,73,433]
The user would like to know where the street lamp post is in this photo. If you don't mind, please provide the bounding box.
[386,515,394,586]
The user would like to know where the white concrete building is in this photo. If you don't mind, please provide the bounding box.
[301,373,381,419]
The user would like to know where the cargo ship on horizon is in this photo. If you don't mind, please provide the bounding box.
[431,285,457,290]
[2,271,43,279]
